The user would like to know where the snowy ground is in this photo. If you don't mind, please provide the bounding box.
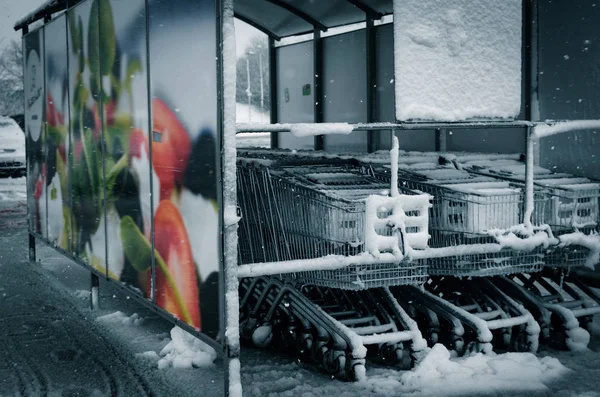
[2,175,600,397]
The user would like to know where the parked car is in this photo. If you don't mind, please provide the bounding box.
[0,117,26,178]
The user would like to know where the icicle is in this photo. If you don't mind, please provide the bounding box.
[390,135,400,198]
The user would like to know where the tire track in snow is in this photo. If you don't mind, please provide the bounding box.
[0,333,50,396]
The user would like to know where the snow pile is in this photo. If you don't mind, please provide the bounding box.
[96,311,144,327]
[156,327,217,369]
[565,327,592,352]
[389,344,568,396]
[559,231,600,269]
[73,289,91,299]
[393,0,522,121]
[290,123,354,138]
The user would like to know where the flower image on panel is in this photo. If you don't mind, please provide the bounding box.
[24,29,46,237]
[67,0,106,274]
[44,16,72,251]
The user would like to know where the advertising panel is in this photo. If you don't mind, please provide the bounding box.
[67,0,107,274]
[91,0,153,294]
[23,29,46,237]
[24,0,222,342]
[44,16,72,251]
[148,0,220,337]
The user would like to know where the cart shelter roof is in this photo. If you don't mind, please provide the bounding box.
[14,0,394,38]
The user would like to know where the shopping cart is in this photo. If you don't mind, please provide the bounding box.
[367,159,546,277]
[236,150,434,378]
[459,157,600,349]
[237,155,432,289]
[462,158,600,268]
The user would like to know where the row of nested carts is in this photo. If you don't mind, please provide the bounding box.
[235,146,600,380]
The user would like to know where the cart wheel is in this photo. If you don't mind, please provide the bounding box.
[311,340,328,363]
[297,333,313,360]
[581,316,593,333]
[281,325,297,349]
[502,329,512,349]
[513,331,527,352]
[345,358,366,382]
[378,343,400,365]
[252,324,273,348]
[323,349,346,377]
[452,337,465,356]
[429,331,439,346]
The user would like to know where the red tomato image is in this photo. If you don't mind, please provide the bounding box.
[151,98,191,200]
[153,200,201,329]
[46,93,64,127]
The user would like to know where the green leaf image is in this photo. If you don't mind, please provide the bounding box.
[98,0,116,75]
[88,0,100,94]
[120,216,152,272]
[68,11,79,55]
[78,17,85,74]
[88,1,100,73]
[120,216,194,325]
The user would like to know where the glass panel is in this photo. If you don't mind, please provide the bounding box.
[44,16,72,251]
[67,0,106,273]
[149,0,220,337]
[23,28,46,237]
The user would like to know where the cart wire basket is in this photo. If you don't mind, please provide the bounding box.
[462,158,600,268]
[236,153,432,289]
[367,160,548,276]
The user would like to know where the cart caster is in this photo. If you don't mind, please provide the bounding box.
[513,331,538,353]
[581,316,593,333]
[501,329,512,350]
[252,324,273,348]
[428,331,439,346]
[378,343,402,365]
[280,325,297,349]
[476,342,493,354]
[312,340,328,363]
[345,358,366,382]
[297,333,313,360]
[323,349,346,377]
[465,340,492,355]
[452,337,465,355]
[240,316,258,342]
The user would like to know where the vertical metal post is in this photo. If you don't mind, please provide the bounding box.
[90,272,100,310]
[523,0,538,122]
[435,128,447,152]
[95,0,109,279]
[29,234,36,263]
[259,52,264,122]
[65,4,74,255]
[245,56,252,122]
[366,16,377,153]
[42,27,48,240]
[268,37,279,148]
[144,0,156,303]
[313,28,324,151]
